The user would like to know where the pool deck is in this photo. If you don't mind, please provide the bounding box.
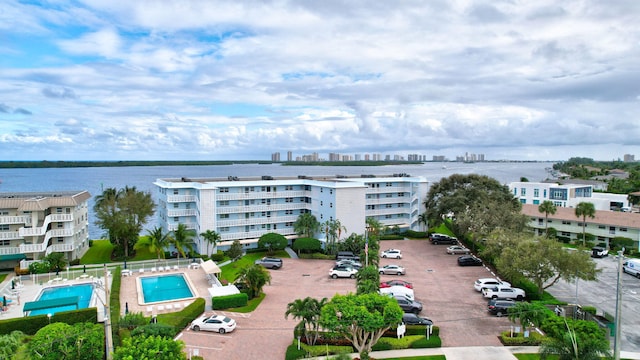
[119,266,212,316]
[0,267,211,321]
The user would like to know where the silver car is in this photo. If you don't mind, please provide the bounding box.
[378,264,406,275]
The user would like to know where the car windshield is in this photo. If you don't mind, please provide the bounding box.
[223,317,232,323]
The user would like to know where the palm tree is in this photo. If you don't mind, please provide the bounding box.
[172,223,195,259]
[93,187,119,241]
[294,213,320,238]
[417,212,428,232]
[200,229,221,257]
[574,202,596,247]
[285,297,316,345]
[539,321,612,360]
[237,264,271,299]
[136,226,172,259]
[538,201,557,238]
[507,302,549,335]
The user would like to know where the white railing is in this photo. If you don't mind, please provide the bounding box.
[167,209,198,217]
[168,223,198,231]
[216,190,307,201]
[18,213,73,237]
[0,215,30,225]
[219,229,296,242]
[366,197,403,205]
[46,243,74,256]
[366,208,409,216]
[366,186,407,193]
[19,228,73,254]
[166,195,197,203]
[216,215,299,227]
[0,247,20,255]
[216,203,307,214]
[0,231,21,240]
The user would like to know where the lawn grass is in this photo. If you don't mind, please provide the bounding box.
[130,246,158,261]
[226,292,266,313]
[80,240,114,264]
[514,354,558,360]
[384,356,446,360]
[219,249,290,283]
[0,274,7,284]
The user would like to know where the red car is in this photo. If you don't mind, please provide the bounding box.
[380,279,413,289]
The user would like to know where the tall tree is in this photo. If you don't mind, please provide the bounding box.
[200,229,221,256]
[423,174,524,237]
[574,202,596,247]
[94,186,155,258]
[319,293,403,360]
[507,302,550,334]
[293,212,320,238]
[355,265,380,295]
[171,223,195,259]
[323,219,346,255]
[495,235,599,297]
[135,227,172,259]
[417,212,428,232]
[538,200,557,238]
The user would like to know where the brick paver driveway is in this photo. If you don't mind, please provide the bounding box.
[178,240,513,359]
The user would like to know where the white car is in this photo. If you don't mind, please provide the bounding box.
[191,315,236,334]
[330,265,358,279]
[381,249,402,259]
[379,285,415,301]
[474,278,511,292]
[482,285,525,300]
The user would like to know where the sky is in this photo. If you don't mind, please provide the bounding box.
[1,0,639,162]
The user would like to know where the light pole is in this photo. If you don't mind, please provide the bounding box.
[613,249,624,360]
[96,264,114,360]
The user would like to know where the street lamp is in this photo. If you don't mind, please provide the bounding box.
[92,264,114,360]
[613,249,624,360]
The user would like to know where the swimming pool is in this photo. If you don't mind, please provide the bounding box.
[30,284,94,316]
[137,274,195,304]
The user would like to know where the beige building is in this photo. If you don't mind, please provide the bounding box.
[0,191,91,269]
[522,204,640,250]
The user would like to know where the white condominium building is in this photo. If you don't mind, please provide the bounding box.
[154,174,428,254]
[0,191,91,268]
[509,182,629,211]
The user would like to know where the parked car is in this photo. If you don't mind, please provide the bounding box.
[446,245,470,255]
[336,259,363,269]
[254,257,283,269]
[591,246,609,258]
[394,296,423,314]
[487,299,517,317]
[474,278,511,292]
[402,313,433,325]
[457,255,483,266]
[381,248,403,259]
[378,264,406,275]
[380,279,413,289]
[482,285,526,300]
[329,265,358,279]
[379,285,415,301]
[191,315,237,333]
[430,233,459,245]
[336,251,359,261]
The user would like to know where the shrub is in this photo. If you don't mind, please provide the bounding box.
[372,335,427,350]
[285,341,308,360]
[298,253,335,260]
[0,307,97,335]
[212,293,248,310]
[404,230,428,238]
[380,234,404,240]
[120,312,147,330]
[110,266,122,346]
[28,261,50,274]
[52,307,98,325]
[157,298,205,337]
[582,306,597,315]
[499,330,544,346]
[210,251,225,262]
[130,323,175,338]
[292,237,322,253]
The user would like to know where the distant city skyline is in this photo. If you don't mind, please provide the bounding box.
[1,1,639,162]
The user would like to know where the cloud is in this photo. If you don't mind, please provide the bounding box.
[42,87,77,99]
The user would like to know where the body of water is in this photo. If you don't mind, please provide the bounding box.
[0,161,554,239]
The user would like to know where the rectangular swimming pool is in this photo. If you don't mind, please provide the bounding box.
[30,284,94,316]
[138,274,195,304]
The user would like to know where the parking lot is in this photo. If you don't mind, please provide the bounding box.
[178,239,514,359]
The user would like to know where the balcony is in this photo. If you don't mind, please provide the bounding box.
[216,203,308,214]
[46,243,74,256]
[216,190,307,201]
[166,195,197,203]
[0,231,21,240]
[168,223,198,231]
[0,215,31,225]
[167,209,198,217]
[18,214,73,237]
[19,228,73,254]
[0,247,21,255]
[217,215,299,228]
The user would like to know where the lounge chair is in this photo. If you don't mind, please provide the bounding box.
[139,268,144,274]
[151,267,157,272]
[173,265,179,271]
[146,306,153,315]
[157,305,165,312]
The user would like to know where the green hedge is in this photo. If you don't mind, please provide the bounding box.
[0,307,97,335]
[297,253,334,260]
[285,341,308,360]
[500,331,544,346]
[372,334,440,350]
[210,251,225,262]
[110,266,122,347]
[404,230,428,238]
[212,293,248,310]
[157,297,206,336]
[380,235,404,240]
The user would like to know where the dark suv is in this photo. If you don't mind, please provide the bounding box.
[429,233,458,245]
[254,257,283,269]
[487,299,516,317]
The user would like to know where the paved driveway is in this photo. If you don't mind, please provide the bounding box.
[178,240,514,359]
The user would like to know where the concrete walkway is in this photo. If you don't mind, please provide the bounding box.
[285,246,299,259]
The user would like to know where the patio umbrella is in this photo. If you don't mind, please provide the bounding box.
[83,265,86,274]
[3,296,6,308]
[125,302,129,315]
[11,280,15,290]
[55,267,60,276]
[124,259,127,269]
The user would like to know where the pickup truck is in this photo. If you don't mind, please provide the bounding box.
[482,285,526,300]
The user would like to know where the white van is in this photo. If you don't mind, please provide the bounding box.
[623,259,640,279]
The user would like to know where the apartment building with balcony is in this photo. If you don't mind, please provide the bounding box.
[521,204,640,250]
[0,191,91,269]
[154,174,428,254]
[509,181,629,211]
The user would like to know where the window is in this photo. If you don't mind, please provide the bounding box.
[173,217,179,222]
[0,240,10,246]
[56,207,63,213]
[620,227,628,232]
[173,189,179,195]
[57,237,64,243]
[398,193,404,197]
[386,204,393,208]
[285,185,293,191]
[320,201,323,206]
[219,187,229,193]
[174,203,179,208]
[219,200,229,206]
[386,193,392,198]
[0,224,9,231]
[562,221,571,225]
[330,189,333,194]
[285,198,293,203]
[598,225,606,229]
[220,227,229,232]
[285,210,293,215]
[219,214,229,219]
[520,188,526,196]
[330,203,333,208]
[561,232,570,236]
[385,214,392,219]
[534,188,539,197]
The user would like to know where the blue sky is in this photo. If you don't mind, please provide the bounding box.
[1,0,639,161]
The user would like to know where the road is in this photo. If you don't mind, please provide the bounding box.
[546,254,640,353]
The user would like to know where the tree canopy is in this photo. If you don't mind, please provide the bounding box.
[258,232,288,255]
[319,293,403,359]
[29,322,104,360]
[94,186,155,258]
[293,213,320,238]
[423,174,525,238]
[113,335,186,360]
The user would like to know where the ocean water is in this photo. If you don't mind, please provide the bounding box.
[0,161,554,239]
